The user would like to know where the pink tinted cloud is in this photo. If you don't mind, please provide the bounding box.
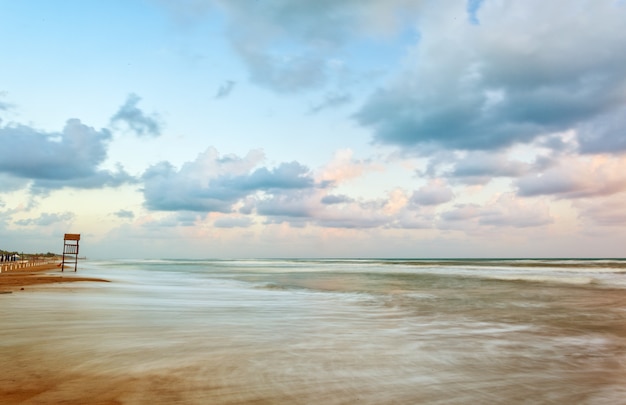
[574,194,626,227]
[318,149,383,185]
[439,193,552,230]
[516,155,626,199]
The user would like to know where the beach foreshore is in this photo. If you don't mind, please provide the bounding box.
[0,262,107,292]
[2,259,626,404]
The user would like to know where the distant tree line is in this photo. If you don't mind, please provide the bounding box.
[0,250,58,257]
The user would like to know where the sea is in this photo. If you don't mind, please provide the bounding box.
[2,258,626,404]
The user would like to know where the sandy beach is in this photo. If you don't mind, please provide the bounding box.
[2,259,625,404]
[0,262,108,292]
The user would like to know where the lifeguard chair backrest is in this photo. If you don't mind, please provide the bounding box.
[64,234,81,241]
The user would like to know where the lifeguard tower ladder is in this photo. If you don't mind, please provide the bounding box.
[61,233,80,272]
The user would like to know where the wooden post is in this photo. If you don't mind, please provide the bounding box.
[62,234,81,272]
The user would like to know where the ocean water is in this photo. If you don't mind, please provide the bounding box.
[2,259,626,404]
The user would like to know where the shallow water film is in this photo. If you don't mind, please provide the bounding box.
[2,259,626,404]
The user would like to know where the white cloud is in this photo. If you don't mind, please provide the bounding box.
[355,0,626,153]
[142,147,317,213]
[215,80,236,99]
[0,119,134,191]
[14,212,75,227]
[110,93,163,137]
[410,179,454,206]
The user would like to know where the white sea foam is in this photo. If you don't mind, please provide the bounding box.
[486,274,597,285]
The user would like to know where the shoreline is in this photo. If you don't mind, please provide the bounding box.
[0,262,108,292]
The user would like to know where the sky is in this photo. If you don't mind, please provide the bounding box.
[1,0,625,259]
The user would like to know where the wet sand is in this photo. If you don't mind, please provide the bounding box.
[2,263,111,403]
[0,262,108,292]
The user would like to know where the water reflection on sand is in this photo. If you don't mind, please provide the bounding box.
[2,259,626,404]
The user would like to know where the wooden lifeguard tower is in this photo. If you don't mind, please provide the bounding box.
[61,233,81,272]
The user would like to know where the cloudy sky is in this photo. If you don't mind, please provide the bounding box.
[1,0,625,258]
